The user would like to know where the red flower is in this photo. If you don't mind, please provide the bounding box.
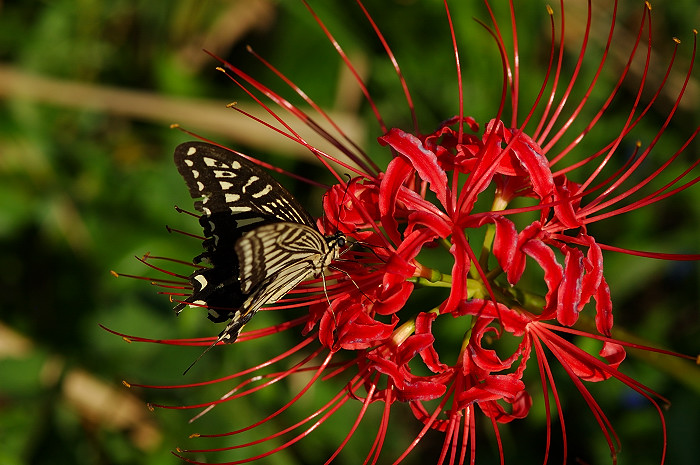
[110,1,699,464]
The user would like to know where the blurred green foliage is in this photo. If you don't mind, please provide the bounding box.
[1,1,699,464]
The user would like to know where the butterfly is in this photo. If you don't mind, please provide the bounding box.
[173,141,345,347]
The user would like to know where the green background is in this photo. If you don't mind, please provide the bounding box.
[1,1,699,464]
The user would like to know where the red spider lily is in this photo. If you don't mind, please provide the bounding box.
[111,1,699,464]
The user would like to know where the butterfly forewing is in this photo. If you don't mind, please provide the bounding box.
[175,141,313,223]
[173,141,344,345]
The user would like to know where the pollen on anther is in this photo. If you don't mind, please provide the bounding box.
[122,336,132,343]
[122,380,131,388]
[645,1,651,10]
[146,403,155,412]
[546,4,553,15]
[189,433,201,439]
[110,270,119,278]
[673,37,681,44]
[170,123,180,129]
[226,102,238,108]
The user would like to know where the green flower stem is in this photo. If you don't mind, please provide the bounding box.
[479,222,496,270]
[389,307,443,346]
[477,195,509,275]
[409,276,452,288]
[502,286,547,314]
[391,317,416,346]
[458,322,475,361]
[411,268,452,286]
[485,266,503,281]
[409,274,486,301]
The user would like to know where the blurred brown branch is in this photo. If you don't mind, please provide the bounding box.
[0,64,365,164]
[0,322,162,452]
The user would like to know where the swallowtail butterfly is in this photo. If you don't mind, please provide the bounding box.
[173,141,345,346]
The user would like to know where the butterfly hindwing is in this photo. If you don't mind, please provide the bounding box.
[236,222,333,293]
[215,223,342,343]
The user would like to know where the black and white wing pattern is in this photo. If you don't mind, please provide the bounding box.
[173,141,344,344]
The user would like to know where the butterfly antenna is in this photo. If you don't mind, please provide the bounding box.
[350,240,388,263]
[328,264,373,304]
[182,335,223,375]
[320,272,337,328]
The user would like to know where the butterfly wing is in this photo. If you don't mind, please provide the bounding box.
[173,142,316,320]
[174,141,315,235]
[217,222,339,343]
[236,222,334,294]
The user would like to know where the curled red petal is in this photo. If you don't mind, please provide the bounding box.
[407,210,452,238]
[464,214,518,273]
[557,246,584,326]
[337,312,398,350]
[384,254,416,283]
[440,230,470,314]
[415,312,448,373]
[457,374,525,405]
[396,228,438,265]
[595,277,614,336]
[599,341,626,370]
[552,177,582,229]
[323,178,381,232]
[469,335,507,372]
[379,128,449,209]
[366,353,404,389]
[374,281,414,316]
[380,156,413,244]
[317,307,337,350]
[507,222,543,284]
[521,239,563,316]
[486,121,554,200]
[491,216,518,271]
[478,388,532,423]
[396,333,434,366]
[454,299,530,335]
[511,131,553,200]
[578,234,604,312]
[395,378,447,402]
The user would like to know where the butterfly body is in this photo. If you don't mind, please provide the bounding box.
[173,142,344,344]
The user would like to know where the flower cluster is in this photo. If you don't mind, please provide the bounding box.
[112,1,699,464]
